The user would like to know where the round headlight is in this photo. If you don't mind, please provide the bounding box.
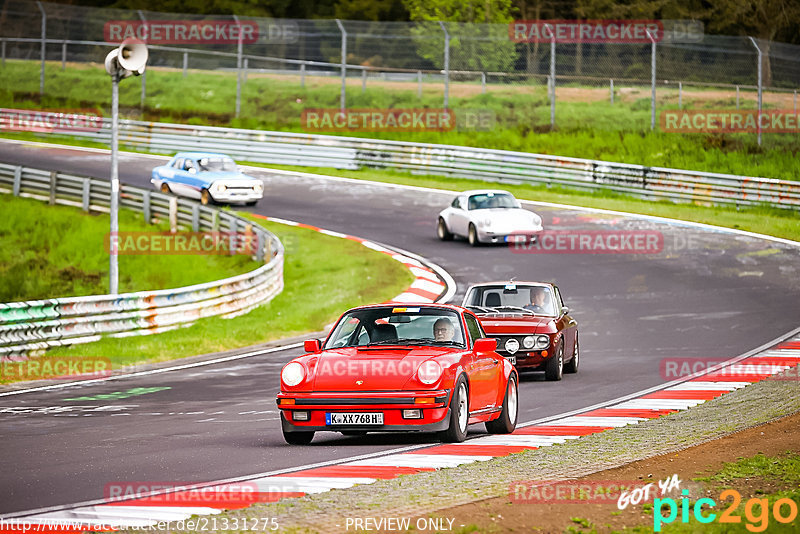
[254,182,264,193]
[417,361,442,385]
[522,335,536,349]
[215,183,227,193]
[535,335,550,350]
[505,338,520,354]
[281,362,305,387]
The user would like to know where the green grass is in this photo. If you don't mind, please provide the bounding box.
[1,60,798,180]
[43,215,415,368]
[256,163,800,242]
[0,194,256,302]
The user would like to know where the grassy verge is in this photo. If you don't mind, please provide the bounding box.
[0,194,256,302]
[42,215,415,369]
[1,60,798,180]
[257,163,800,243]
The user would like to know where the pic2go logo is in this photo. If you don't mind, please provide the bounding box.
[654,489,798,532]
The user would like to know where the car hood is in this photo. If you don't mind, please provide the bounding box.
[478,316,555,334]
[311,346,454,391]
[203,171,260,184]
[475,209,541,230]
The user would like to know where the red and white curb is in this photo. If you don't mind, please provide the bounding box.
[251,215,450,304]
[6,336,799,532]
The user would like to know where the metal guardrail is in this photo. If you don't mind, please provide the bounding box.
[6,110,796,210]
[0,161,284,358]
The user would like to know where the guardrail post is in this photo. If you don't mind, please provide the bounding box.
[49,171,57,205]
[439,22,450,109]
[12,166,22,196]
[417,70,422,99]
[736,85,740,109]
[61,41,66,70]
[182,52,188,78]
[300,62,305,87]
[169,197,177,233]
[335,19,347,111]
[647,29,656,131]
[748,37,763,146]
[36,1,46,95]
[191,203,200,232]
[211,210,219,231]
[233,14,243,118]
[361,68,366,93]
[610,79,614,104]
[82,179,90,212]
[142,191,151,223]
[481,72,486,94]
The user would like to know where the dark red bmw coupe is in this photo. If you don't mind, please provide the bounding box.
[462,281,579,381]
[277,304,518,444]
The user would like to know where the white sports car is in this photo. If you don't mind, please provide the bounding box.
[437,190,544,246]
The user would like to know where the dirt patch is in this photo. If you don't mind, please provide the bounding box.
[427,411,800,533]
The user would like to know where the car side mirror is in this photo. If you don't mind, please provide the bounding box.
[473,338,497,352]
[304,339,321,353]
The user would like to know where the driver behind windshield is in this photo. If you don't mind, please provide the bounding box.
[524,287,552,314]
[433,318,456,342]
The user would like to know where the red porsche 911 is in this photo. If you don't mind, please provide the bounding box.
[277,304,518,444]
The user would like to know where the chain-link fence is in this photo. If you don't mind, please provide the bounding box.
[1,0,799,137]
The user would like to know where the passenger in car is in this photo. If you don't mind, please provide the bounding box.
[433,318,455,341]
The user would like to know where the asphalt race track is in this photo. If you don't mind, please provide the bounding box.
[1,140,799,516]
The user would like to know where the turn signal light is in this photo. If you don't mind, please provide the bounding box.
[278,398,295,405]
[541,350,548,357]
[415,397,435,404]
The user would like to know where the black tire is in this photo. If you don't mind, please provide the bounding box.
[486,373,518,434]
[244,200,258,207]
[468,224,480,247]
[160,183,171,194]
[545,344,564,381]
[282,429,314,445]
[437,217,453,241]
[564,334,579,374]
[439,375,469,443]
[200,188,212,206]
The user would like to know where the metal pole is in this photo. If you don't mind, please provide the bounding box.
[110,75,120,294]
[61,41,66,70]
[36,1,45,95]
[243,57,248,83]
[678,81,682,109]
[748,37,762,146]
[794,90,797,113]
[610,79,614,104]
[137,10,147,108]
[544,23,555,129]
[182,52,187,78]
[736,85,740,109]
[417,70,422,98]
[1,40,5,68]
[481,72,486,94]
[439,21,450,109]
[300,62,305,87]
[361,68,366,93]
[335,19,347,111]
[647,29,656,131]
[234,15,243,117]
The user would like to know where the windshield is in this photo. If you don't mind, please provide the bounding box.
[324,307,467,349]
[468,193,517,210]
[463,285,556,316]
[198,157,237,173]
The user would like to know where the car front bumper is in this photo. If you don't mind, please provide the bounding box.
[210,189,263,203]
[277,390,452,433]
[477,228,543,244]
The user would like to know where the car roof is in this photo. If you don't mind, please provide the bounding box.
[457,189,516,197]
[346,302,469,314]
[467,281,554,289]
[172,152,234,160]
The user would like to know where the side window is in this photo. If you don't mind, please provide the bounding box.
[464,314,484,345]
[451,197,460,209]
[553,287,565,311]
[173,158,184,169]
[184,159,196,171]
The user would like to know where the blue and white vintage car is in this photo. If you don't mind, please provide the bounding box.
[151,152,264,206]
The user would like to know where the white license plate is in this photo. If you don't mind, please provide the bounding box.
[505,356,516,365]
[504,235,527,243]
[326,412,384,426]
